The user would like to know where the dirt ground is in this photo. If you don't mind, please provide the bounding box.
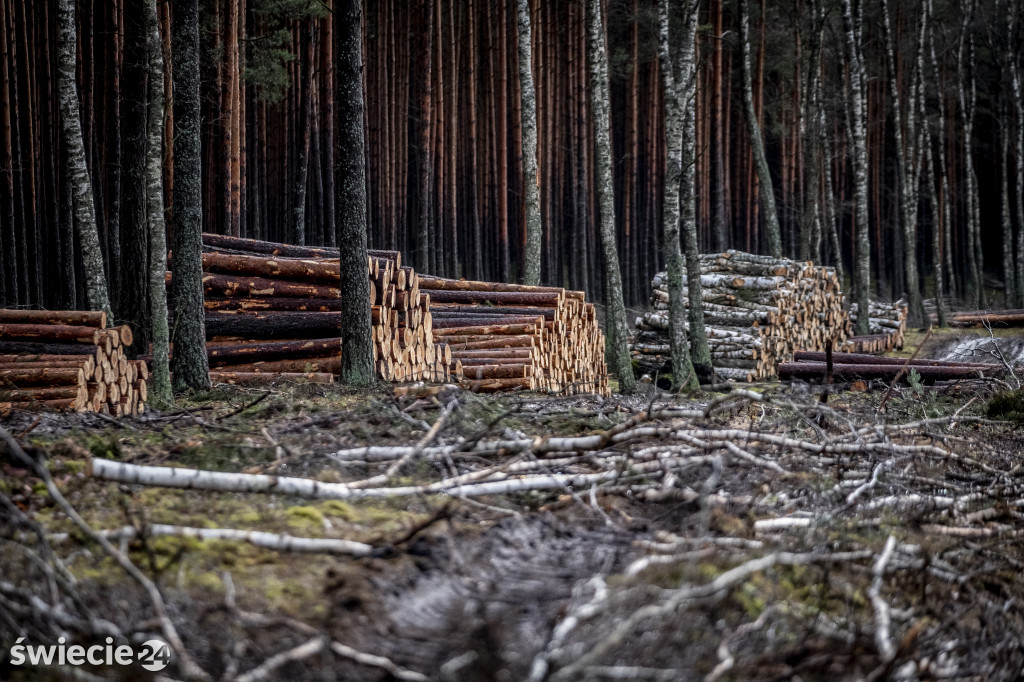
[4,340,1024,680]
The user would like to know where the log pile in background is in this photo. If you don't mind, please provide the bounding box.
[419,276,610,395]
[631,251,850,381]
[174,234,452,385]
[840,300,908,353]
[0,310,148,415]
[941,309,1024,328]
[195,235,610,395]
[779,350,1001,383]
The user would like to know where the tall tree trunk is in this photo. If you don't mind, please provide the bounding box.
[517,0,541,285]
[678,0,710,376]
[1013,3,1024,309]
[145,0,170,405]
[416,0,434,273]
[927,16,956,302]
[1001,112,1014,308]
[1,0,18,306]
[657,0,697,391]
[882,0,926,325]
[120,0,150,353]
[799,0,823,263]
[841,0,870,335]
[739,0,781,258]
[336,0,374,386]
[57,0,111,315]
[170,0,210,391]
[586,0,635,394]
[292,20,314,246]
[957,0,983,309]
[921,77,946,327]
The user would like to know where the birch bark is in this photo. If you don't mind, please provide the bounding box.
[517,0,542,286]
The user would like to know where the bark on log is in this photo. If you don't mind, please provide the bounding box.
[202,252,341,284]
[209,371,335,385]
[211,357,341,374]
[0,310,107,328]
[779,362,1001,382]
[0,324,102,343]
[467,377,533,393]
[420,289,561,306]
[433,323,540,337]
[461,364,529,380]
[202,297,345,312]
[206,338,341,365]
[792,351,996,369]
[0,367,85,386]
[204,311,343,340]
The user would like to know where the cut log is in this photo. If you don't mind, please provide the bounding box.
[420,289,561,306]
[206,338,342,365]
[0,324,102,344]
[467,377,533,393]
[793,351,996,369]
[209,371,335,385]
[0,310,107,328]
[778,361,1001,382]
[0,367,85,386]
[204,311,343,340]
[211,357,342,374]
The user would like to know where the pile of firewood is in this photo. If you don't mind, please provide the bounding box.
[841,300,908,353]
[0,310,148,415]
[173,234,452,385]
[779,350,1001,383]
[631,251,850,381]
[421,276,610,395]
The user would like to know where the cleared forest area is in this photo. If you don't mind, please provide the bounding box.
[4,363,1024,679]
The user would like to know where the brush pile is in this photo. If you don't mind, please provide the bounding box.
[0,310,148,415]
[631,251,849,381]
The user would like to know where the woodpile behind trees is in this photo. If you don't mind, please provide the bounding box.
[193,235,610,395]
[182,234,451,385]
[779,350,1002,383]
[0,310,148,415]
[631,251,850,382]
[840,300,909,353]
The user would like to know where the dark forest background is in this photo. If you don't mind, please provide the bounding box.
[0,0,1020,311]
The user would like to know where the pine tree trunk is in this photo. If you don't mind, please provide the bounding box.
[170,0,210,391]
[120,0,150,354]
[957,1,983,309]
[739,0,781,258]
[145,0,170,405]
[292,21,314,246]
[921,89,946,327]
[841,0,870,335]
[1013,5,1024,308]
[416,0,434,273]
[517,0,541,286]
[586,0,635,394]
[57,0,111,316]
[657,0,696,391]
[336,0,374,386]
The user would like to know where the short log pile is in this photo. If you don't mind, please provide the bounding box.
[631,251,850,381]
[178,234,452,384]
[779,350,1001,383]
[0,310,148,415]
[841,300,908,353]
[420,276,610,395]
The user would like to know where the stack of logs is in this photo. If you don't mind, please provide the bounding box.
[841,300,909,353]
[0,310,148,415]
[631,251,850,381]
[193,235,609,395]
[941,309,1024,328]
[419,276,610,395]
[779,350,1001,383]
[179,234,451,385]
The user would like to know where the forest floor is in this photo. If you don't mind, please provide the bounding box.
[4,330,1024,680]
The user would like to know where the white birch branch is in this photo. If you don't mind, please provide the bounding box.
[96,525,373,557]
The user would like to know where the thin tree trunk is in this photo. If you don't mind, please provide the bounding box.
[1012,2,1024,308]
[841,0,870,335]
[120,0,150,353]
[739,0,781,258]
[293,20,314,246]
[920,67,945,327]
[957,0,983,309]
[587,0,635,394]
[882,0,926,325]
[517,0,541,285]
[416,0,434,272]
[145,0,170,405]
[657,0,697,391]
[336,0,374,385]
[57,0,111,315]
[170,0,210,391]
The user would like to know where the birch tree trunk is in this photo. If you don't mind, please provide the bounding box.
[517,0,542,286]
[170,0,211,391]
[145,0,171,406]
[656,0,696,391]
[586,0,635,394]
[1001,116,1014,308]
[336,0,374,386]
[927,14,956,302]
[56,0,111,316]
[740,0,781,259]
[921,93,946,327]
[841,0,870,335]
[881,0,927,326]
[678,0,711,377]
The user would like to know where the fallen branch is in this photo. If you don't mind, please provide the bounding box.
[94,524,373,557]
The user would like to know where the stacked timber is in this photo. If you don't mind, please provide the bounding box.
[780,350,1001,383]
[168,235,452,385]
[631,251,850,382]
[420,276,610,395]
[841,300,908,353]
[0,310,148,415]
